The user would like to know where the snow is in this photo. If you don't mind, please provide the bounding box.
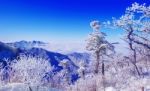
[0,83,29,91]
[0,83,63,91]
[0,2,149,91]
[105,87,116,91]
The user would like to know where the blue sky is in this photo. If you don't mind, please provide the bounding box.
[0,0,149,42]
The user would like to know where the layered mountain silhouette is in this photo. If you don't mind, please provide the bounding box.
[0,41,90,82]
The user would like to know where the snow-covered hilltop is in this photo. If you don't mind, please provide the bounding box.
[7,40,47,50]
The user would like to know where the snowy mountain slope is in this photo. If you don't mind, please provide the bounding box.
[2,41,90,68]
[20,47,78,72]
[0,41,90,81]
[0,42,18,61]
[67,52,91,64]
[0,41,78,71]
[0,41,93,83]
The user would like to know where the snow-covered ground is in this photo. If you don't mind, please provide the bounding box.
[0,83,62,91]
[105,87,116,91]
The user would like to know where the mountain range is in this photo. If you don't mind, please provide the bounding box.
[0,40,90,82]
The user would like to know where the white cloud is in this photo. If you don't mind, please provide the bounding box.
[40,37,129,55]
[41,41,87,54]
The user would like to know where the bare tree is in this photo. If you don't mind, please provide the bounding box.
[112,2,150,77]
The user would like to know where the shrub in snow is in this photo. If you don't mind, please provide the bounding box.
[67,74,106,91]
[69,55,90,79]
[0,59,12,86]
[10,55,52,86]
[119,78,150,91]
[56,59,72,88]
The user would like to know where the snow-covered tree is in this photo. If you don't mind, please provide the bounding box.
[111,2,150,77]
[77,61,86,79]
[58,59,71,87]
[68,54,90,79]
[10,55,52,87]
[86,20,115,91]
[0,59,13,85]
[86,20,114,74]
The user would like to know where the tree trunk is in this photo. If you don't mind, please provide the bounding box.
[94,51,105,91]
[131,47,141,76]
[133,62,141,77]
[131,47,141,77]
[29,86,32,91]
[141,87,144,91]
[102,62,105,76]
[102,62,105,91]
[127,27,141,77]
[95,51,100,74]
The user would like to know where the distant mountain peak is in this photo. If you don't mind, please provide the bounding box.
[6,40,47,50]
